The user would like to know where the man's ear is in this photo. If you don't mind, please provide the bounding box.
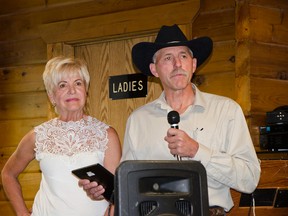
[192,58,197,74]
[149,63,159,77]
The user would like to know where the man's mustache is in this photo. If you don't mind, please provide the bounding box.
[170,68,188,77]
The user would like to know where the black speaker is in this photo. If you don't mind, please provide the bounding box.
[114,160,209,216]
[266,105,288,124]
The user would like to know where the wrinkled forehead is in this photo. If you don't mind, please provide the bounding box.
[153,46,193,61]
[161,46,192,54]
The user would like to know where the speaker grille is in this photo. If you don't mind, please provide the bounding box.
[139,200,158,216]
[175,200,192,216]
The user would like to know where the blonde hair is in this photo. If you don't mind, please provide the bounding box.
[43,56,90,95]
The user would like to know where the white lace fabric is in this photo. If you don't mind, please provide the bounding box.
[34,116,109,157]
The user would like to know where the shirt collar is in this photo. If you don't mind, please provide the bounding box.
[154,84,207,111]
[192,84,207,109]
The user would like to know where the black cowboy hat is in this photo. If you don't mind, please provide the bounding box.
[132,24,213,76]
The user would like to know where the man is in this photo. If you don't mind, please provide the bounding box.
[122,24,261,214]
[80,24,261,215]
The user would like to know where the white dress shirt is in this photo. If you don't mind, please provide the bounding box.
[121,84,261,211]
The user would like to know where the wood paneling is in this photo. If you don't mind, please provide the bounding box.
[250,0,288,10]
[0,118,46,147]
[250,42,288,79]
[0,39,47,67]
[192,8,235,42]
[251,77,288,113]
[0,65,45,94]
[235,0,251,117]
[258,160,288,187]
[0,0,45,15]
[228,160,288,216]
[233,0,288,146]
[38,0,200,44]
[0,0,178,17]
[195,71,236,99]
[0,0,192,67]
[200,0,235,11]
[0,92,48,120]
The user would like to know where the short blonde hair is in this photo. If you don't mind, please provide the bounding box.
[43,56,90,95]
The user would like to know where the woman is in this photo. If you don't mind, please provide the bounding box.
[1,56,122,216]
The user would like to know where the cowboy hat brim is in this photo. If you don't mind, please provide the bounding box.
[132,36,213,76]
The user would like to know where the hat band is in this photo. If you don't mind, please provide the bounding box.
[167,41,182,44]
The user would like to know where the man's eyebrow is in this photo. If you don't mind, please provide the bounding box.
[163,52,173,56]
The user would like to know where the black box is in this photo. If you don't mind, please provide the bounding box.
[259,124,288,151]
[266,106,288,124]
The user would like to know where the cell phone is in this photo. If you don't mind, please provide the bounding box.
[72,163,114,203]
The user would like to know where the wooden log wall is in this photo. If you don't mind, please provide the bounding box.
[0,0,288,215]
[192,0,288,215]
[193,0,288,150]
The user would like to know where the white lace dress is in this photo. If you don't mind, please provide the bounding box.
[31,116,110,216]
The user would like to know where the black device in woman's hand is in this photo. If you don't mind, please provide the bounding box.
[72,163,114,203]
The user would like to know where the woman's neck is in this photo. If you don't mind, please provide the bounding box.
[58,111,86,122]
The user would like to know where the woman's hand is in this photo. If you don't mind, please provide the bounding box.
[78,179,105,200]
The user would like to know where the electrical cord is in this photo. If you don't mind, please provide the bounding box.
[248,192,256,216]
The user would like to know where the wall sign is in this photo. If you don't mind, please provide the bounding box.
[109,74,147,100]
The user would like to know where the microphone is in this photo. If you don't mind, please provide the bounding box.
[167,110,181,161]
[167,110,180,129]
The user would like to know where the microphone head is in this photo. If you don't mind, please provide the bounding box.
[167,110,180,124]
